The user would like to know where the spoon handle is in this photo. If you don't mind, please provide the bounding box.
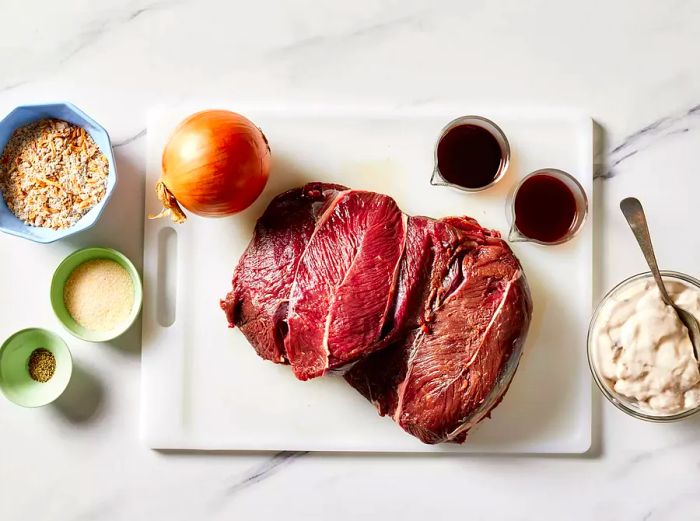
[620,197,673,306]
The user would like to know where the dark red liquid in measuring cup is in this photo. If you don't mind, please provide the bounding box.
[436,124,504,189]
[514,174,577,243]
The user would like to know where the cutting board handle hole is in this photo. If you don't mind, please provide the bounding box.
[157,227,178,327]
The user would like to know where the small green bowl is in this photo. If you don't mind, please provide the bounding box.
[50,247,143,342]
[0,328,73,407]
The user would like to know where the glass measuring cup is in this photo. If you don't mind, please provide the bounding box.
[506,168,588,245]
[430,115,511,193]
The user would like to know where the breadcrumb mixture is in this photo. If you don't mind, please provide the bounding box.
[0,119,109,229]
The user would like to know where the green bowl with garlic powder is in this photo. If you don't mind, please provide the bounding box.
[50,247,143,342]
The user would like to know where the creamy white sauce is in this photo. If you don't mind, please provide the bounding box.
[592,276,700,415]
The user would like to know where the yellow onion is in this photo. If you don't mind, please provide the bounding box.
[153,110,270,223]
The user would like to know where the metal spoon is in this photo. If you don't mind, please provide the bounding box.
[620,197,700,361]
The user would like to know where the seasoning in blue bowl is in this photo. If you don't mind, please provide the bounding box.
[0,119,109,229]
[0,102,117,243]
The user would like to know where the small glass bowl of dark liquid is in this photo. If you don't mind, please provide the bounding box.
[507,169,588,245]
[431,116,510,192]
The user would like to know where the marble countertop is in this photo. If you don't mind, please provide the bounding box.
[2,1,700,519]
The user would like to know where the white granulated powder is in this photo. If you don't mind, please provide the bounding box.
[63,259,134,332]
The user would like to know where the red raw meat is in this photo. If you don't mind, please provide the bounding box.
[222,183,532,444]
[345,216,532,443]
[221,183,345,363]
[285,190,407,380]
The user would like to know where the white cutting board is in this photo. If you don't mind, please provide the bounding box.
[142,105,593,453]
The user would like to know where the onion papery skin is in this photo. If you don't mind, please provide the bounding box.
[158,110,270,222]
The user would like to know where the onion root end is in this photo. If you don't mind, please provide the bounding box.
[150,181,187,224]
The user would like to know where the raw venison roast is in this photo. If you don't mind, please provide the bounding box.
[221,182,532,444]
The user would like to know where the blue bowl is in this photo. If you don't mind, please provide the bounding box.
[0,103,117,243]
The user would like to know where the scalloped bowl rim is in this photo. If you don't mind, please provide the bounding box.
[0,102,117,243]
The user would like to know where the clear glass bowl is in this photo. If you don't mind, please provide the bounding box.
[587,270,700,422]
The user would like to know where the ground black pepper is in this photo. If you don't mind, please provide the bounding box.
[28,348,56,383]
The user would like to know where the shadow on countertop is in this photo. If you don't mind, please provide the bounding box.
[52,362,104,424]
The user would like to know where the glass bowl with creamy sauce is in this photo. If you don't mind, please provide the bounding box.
[588,271,700,422]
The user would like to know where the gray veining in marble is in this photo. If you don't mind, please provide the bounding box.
[114,128,147,148]
[225,451,308,496]
[599,102,700,180]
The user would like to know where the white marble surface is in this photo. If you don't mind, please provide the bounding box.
[1,1,700,519]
